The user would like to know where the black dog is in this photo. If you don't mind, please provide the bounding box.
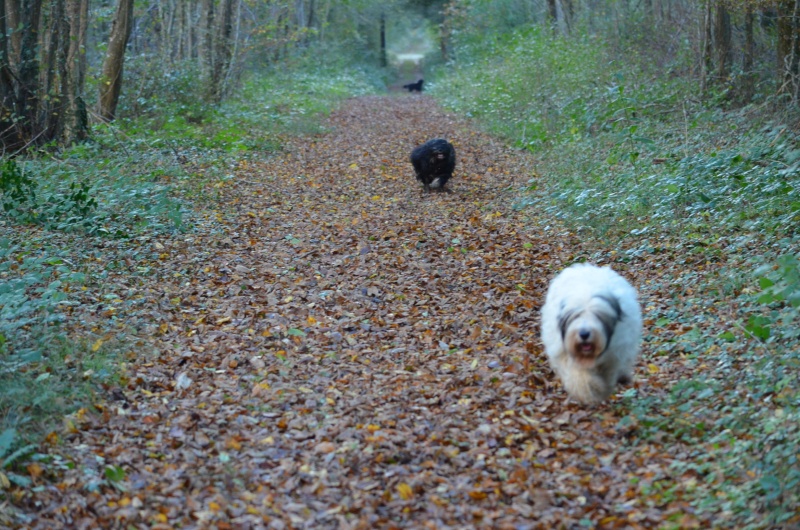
[403,79,424,92]
[410,138,456,192]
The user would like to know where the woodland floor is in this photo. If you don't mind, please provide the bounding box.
[14,95,731,528]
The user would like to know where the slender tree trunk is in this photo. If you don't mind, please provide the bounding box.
[274,12,284,62]
[5,0,21,65]
[743,5,755,100]
[98,0,135,121]
[307,0,315,29]
[162,0,175,64]
[318,0,330,41]
[201,0,214,78]
[17,0,43,141]
[700,0,713,92]
[209,0,234,103]
[777,0,800,99]
[547,0,558,33]
[185,1,193,59]
[713,1,732,81]
[379,12,387,68]
[0,0,17,151]
[58,0,89,145]
[295,0,305,30]
[41,0,63,138]
[561,0,573,34]
[176,1,185,60]
[791,0,800,100]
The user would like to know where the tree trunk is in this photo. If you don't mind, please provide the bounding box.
[176,1,186,61]
[201,0,214,79]
[777,0,800,99]
[185,0,194,59]
[700,0,712,92]
[15,0,43,146]
[57,0,89,145]
[41,0,64,138]
[547,0,557,32]
[1,0,90,150]
[209,0,234,103]
[295,0,305,30]
[379,12,387,68]
[0,0,17,150]
[743,5,755,100]
[307,0,315,29]
[561,0,573,33]
[713,1,732,81]
[5,0,21,65]
[98,0,135,121]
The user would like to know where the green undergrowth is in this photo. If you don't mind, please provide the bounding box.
[618,250,800,528]
[0,236,123,440]
[118,50,383,153]
[0,57,381,455]
[430,23,799,527]
[429,26,800,239]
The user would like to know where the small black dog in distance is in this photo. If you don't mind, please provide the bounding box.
[410,138,456,192]
[403,79,424,92]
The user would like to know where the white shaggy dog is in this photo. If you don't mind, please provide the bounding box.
[540,263,642,404]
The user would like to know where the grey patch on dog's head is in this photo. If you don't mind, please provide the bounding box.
[591,294,623,346]
[593,294,623,319]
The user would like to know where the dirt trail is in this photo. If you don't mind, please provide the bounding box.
[23,95,697,528]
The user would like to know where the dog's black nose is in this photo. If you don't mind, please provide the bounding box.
[579,329,591,341]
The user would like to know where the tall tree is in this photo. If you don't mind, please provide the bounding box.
[380,12,387,68]
[209,0,235,103]
[713,0,733,80]
[742,4,755,100]
[59,0,89,144]
[777,0,800,99]
[98,0,135,121]
[547,0,558,32]
[700,0,713,92]
[201,0,215,78]
[0,0,43,151]
[0,0,91,150]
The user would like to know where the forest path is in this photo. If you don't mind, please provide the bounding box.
[27,95,698,528]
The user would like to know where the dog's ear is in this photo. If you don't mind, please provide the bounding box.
[594,294,622,320]
[558,308,579,340]
[592,294,623,342]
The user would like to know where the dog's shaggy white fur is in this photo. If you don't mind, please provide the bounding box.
[541,263,642,404]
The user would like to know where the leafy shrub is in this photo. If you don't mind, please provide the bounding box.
[0,235,117,444]
[1,152,190,237]
[0,428,36,488]
[0,158,104,231]
[754,254,800,313]
[0,159,37,223]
